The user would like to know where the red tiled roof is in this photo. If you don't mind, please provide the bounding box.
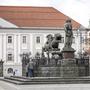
[0,6,80,28]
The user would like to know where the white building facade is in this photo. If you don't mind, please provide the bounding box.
[0,27,83,76]
[0,6,85,76]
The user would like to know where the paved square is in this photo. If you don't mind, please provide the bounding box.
[0,80,90,90]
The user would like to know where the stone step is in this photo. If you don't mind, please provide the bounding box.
[4,77,31,82]
[3,76,90,85]
[9,76,90,81]
[2,78,23,85]
[3,78,71,85]
[11,76,90,80]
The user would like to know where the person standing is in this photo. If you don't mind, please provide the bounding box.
[28,59,34,77]
[26,64,28,77]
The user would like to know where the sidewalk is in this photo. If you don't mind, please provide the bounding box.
[1,80,90,90]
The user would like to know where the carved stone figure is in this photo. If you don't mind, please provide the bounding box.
[43,34,61,51]
[51,33,61,50]
[44,34,53,51]
[64,19,73,48]
[42,34,61,65]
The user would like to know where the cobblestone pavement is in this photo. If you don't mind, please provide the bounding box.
[0,80,90,90]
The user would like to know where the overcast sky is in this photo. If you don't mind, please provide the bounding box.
[0,0,90,28]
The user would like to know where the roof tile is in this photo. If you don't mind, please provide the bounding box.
[0,6,80,28]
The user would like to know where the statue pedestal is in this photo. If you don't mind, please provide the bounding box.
[60,47,78,77]
[63,51,74,59]
[62,47,75,59]
[60,59,78,77]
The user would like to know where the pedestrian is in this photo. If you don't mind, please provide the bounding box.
[28,59,34,77]
[13,71,15,76]
[26,64,28,77]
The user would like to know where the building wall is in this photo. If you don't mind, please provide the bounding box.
[84,31,90,50]
[0,28,84,76]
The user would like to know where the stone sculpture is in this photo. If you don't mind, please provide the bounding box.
[64,19,73,48]
[43,33,61,51]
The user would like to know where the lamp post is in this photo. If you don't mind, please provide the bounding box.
[0,59,3,77]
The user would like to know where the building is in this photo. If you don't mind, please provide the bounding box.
[0,6,83,76]
[84,20,90,54]
[84,28,90,54]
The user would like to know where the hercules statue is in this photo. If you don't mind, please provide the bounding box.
[64,19,73,48]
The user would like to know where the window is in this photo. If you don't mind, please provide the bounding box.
[72,37,75,43]
[7,68,13,74]
[7,54,13,61]
[85,39,87,45]
[8,36,12,43]
[36,36,40,43]
[61,37,64,43]
[22,36,26,44]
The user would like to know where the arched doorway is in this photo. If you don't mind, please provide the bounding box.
[7,68,13,74]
